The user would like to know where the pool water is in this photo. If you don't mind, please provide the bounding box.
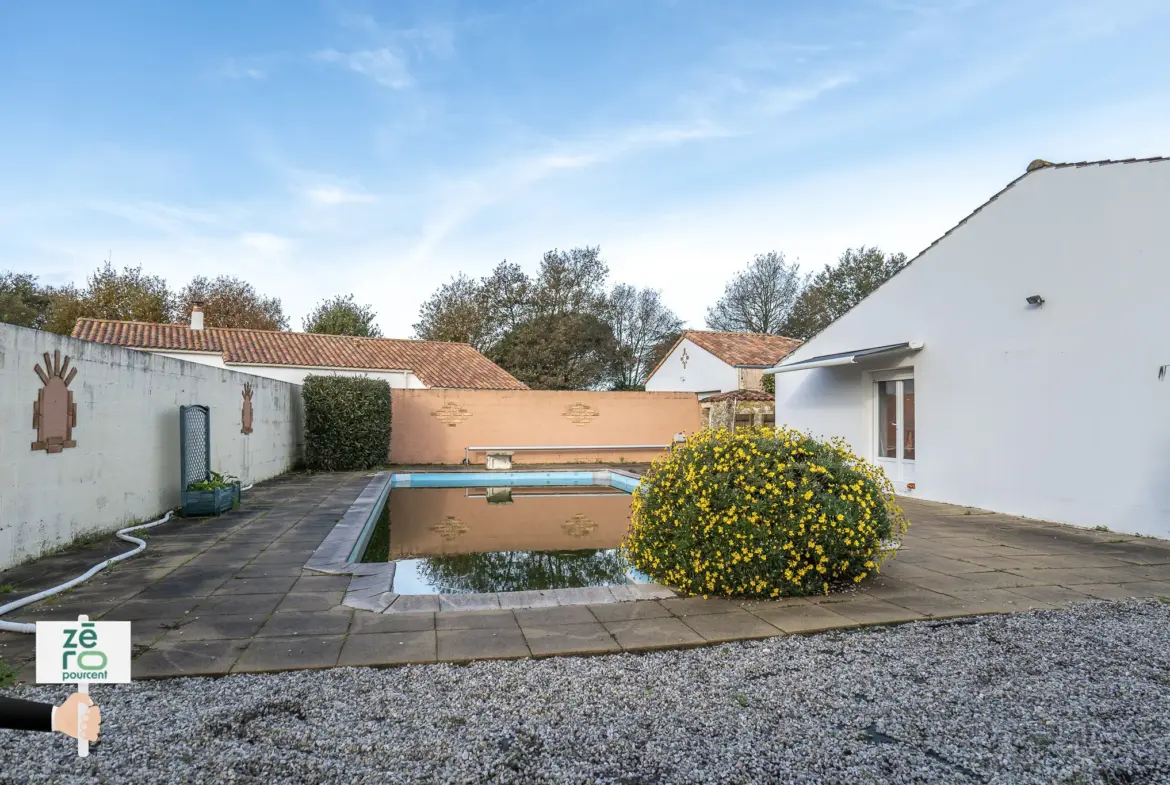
[359,484,650,594]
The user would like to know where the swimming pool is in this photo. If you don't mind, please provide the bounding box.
[305,469,674,612]
[354,471,650,594]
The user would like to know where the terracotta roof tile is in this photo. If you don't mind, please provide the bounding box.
[701,389,775,403]
[71,319,527,390]
[682,330,802,367]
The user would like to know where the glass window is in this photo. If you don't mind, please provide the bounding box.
[902,380,915,461]
[877,381,897,458]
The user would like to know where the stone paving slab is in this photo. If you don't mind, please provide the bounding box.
[233,635,345,673]
[748,602,859,634]
[677,611,780,642]
[603,617,706,650]
[6,472,1170,679]
[437,627,530,661]
[338,631,437,666]
[522,623,621,656]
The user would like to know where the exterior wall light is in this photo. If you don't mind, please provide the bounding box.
[1026,295,1045,306]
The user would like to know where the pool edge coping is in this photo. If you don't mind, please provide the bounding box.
[304,469,677,614]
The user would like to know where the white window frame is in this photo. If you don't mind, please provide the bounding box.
[868,367,915,466]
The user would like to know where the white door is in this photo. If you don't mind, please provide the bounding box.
[874,376,916,487]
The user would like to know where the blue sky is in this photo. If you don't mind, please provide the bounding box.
[2,0,1169,336]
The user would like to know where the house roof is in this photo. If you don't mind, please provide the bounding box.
[646,330,802,382]
[772,156,1170,364]
[701,389,775,403]
[71,319,528,390]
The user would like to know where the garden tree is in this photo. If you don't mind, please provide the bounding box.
[0,272,54,329]
[412,273,492,349]
[605,284,684,390]
[705,251,808,335]
[42,262,172,334]
[411,245,681,390]
[173,275,288,330]
[492,312,617,390]
[302,294,383,337]
[783,246,909,340]
[531,246,609,317]
[477,261,532,341]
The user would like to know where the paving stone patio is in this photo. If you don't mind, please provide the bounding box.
[3,469,1170,681]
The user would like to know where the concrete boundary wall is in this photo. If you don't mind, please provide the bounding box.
[389,389,701,465]
[0,323,303,570]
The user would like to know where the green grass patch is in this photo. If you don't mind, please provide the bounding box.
[0,659,16,689]
[0,584,16,595]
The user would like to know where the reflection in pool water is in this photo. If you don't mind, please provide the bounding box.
[359,485,649,594]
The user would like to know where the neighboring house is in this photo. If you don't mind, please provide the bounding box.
[72,306,527,390]
[765,156,1170,537]
[645,330,802,398]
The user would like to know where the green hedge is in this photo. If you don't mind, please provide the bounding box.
[302,375,392,471]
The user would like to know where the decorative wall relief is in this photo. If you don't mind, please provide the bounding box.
[561,513,598,538]
[241,382,254,434]
[563,402,599,426]
[32,350,78,453]
[430,515,469,540]
[433,401,471,427]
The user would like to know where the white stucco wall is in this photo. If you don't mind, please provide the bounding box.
[646,338,738,397]
[771,160,1170,537]
[150,350,425,388]
[0,324,304,570]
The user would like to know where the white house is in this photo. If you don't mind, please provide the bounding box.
[765,156,1170,538]
[72,309,527,390]
[645,330,802,398]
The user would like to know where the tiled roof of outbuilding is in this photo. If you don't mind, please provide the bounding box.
[646,330,802,382]
[701,389,775,403]
[71,319,528,390]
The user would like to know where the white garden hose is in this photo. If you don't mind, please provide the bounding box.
[0,481,257,634]
[0,510,179,634]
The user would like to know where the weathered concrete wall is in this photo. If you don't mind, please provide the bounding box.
[0,323,303,570]
[390,389,701,465]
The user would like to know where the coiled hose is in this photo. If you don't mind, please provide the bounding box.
[0,483,254,634]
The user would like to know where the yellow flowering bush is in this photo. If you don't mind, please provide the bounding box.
[622,426,909,598]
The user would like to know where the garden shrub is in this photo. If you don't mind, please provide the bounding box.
[623,426,908,598]
[302,375,391,471]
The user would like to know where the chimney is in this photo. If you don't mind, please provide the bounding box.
[190,302,205,331]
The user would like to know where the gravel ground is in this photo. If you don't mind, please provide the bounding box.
[2,600,1169,785]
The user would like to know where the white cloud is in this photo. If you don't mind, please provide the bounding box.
[89,201,221,234]
[405,95,1170,335]
[239,232,293,254]
[757,73,858,115]
[400,120,736,267]
[304,186,378,206]
[315,48,412,89]
[217,56,270,80]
